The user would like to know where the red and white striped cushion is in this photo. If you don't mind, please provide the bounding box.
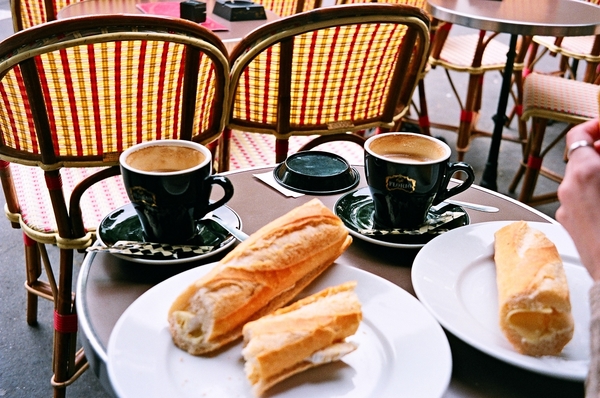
[522,73,600,122]
[7,132,364,244]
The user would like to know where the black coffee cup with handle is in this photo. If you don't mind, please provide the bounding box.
[364,132,474,230]
[120,140,234,244]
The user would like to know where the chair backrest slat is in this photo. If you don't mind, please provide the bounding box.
[0,15,230,170]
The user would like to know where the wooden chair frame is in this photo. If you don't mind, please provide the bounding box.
[0,15,229,397]
[509,73,600,206]
[218,3,431,171]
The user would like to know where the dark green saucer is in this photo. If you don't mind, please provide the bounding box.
[98,204,241,264]
[334,187,469,248]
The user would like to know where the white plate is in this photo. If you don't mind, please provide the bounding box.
[107,263,452,397]
[412,221,593,381]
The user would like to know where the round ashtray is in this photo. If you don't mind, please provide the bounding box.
[273,151,360,195]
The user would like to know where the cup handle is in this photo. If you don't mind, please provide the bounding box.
[432,162,475,205]
[205,175,235,213]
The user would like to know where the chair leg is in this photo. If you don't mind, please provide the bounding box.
[217,127,232,172]
[416,79,431,136]
[517,117,547,204]
[584,61,599,83]
[512,69,528,157]
[24,234,41,325]
[456,73,482,161]
[275,138,289,163]
[51,248,88,398]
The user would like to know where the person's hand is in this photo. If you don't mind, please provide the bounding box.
[556,119,600,281]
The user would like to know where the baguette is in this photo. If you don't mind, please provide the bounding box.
[494,221,574,356]
[168,199,352,355]
[242,281,362,397]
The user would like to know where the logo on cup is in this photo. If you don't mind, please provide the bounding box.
[385,174,416,193]
[131,186,157,206]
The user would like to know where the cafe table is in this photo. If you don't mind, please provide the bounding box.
[427,0,600,191]
[77,165,583,397]
[57,0,279,52]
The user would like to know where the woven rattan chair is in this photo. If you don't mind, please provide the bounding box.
[508,73,600,205]
[259,0,322,17]
[0,15,229,397]
[334,0,432,136]
[526,0,600,84]
[428,24,529,161]
[10,0,80,31]
[217,3,430,171]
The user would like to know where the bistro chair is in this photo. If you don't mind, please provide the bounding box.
[334,0,433,136]
[217,3,431,171]
[508,72,600,205]
[10,0,80,30]
[525,0,600,84]
[0,15,229,397]
[259,0,322,17]
[429,24,529,161]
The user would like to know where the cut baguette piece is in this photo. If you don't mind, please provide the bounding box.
[168,199,352,355]
[242,281,362,397]
[494,221,574,356]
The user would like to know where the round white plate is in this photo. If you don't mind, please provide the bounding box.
[108,263,452,397]
[412,220,592,381]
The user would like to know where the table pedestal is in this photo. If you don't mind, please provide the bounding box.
[480,34,518,191]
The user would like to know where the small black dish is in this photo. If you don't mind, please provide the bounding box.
[273,151,360,195]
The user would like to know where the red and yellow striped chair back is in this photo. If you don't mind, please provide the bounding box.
[260,0,322,17]
[0,15,229,170]
[337,0,426,7]
[11,0,79,31]
[0,15,230,394]
[220,4,430,169]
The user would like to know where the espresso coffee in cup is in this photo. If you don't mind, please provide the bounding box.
[364,133,474,229]
[120,140,234,244]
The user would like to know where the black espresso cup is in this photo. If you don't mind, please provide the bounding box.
[364,133,475,229]
[120,140,234,244]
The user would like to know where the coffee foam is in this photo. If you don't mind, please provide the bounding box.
[368,134,449,163]
[126,145,206,173]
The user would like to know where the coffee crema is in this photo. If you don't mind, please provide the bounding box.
[125,145,205,173]
[379,152,439,164]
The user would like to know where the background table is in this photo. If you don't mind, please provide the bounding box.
[77,166,583,397]
[427,0,600,191]
[57,0,279,51]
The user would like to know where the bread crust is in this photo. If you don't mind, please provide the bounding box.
[494,221,574,356]
[242,281,362,396]
[168,199,352,355]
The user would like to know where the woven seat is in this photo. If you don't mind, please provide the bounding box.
[218,3,431,171]
[527,0,600,84]
[509,72,600,205]
[0,15,229,397]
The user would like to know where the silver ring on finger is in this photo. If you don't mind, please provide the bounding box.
[567,140,594,159]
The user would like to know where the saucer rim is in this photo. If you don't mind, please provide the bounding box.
[334,187,469,249]
[96,204,241,265]
[273,162,360,195]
